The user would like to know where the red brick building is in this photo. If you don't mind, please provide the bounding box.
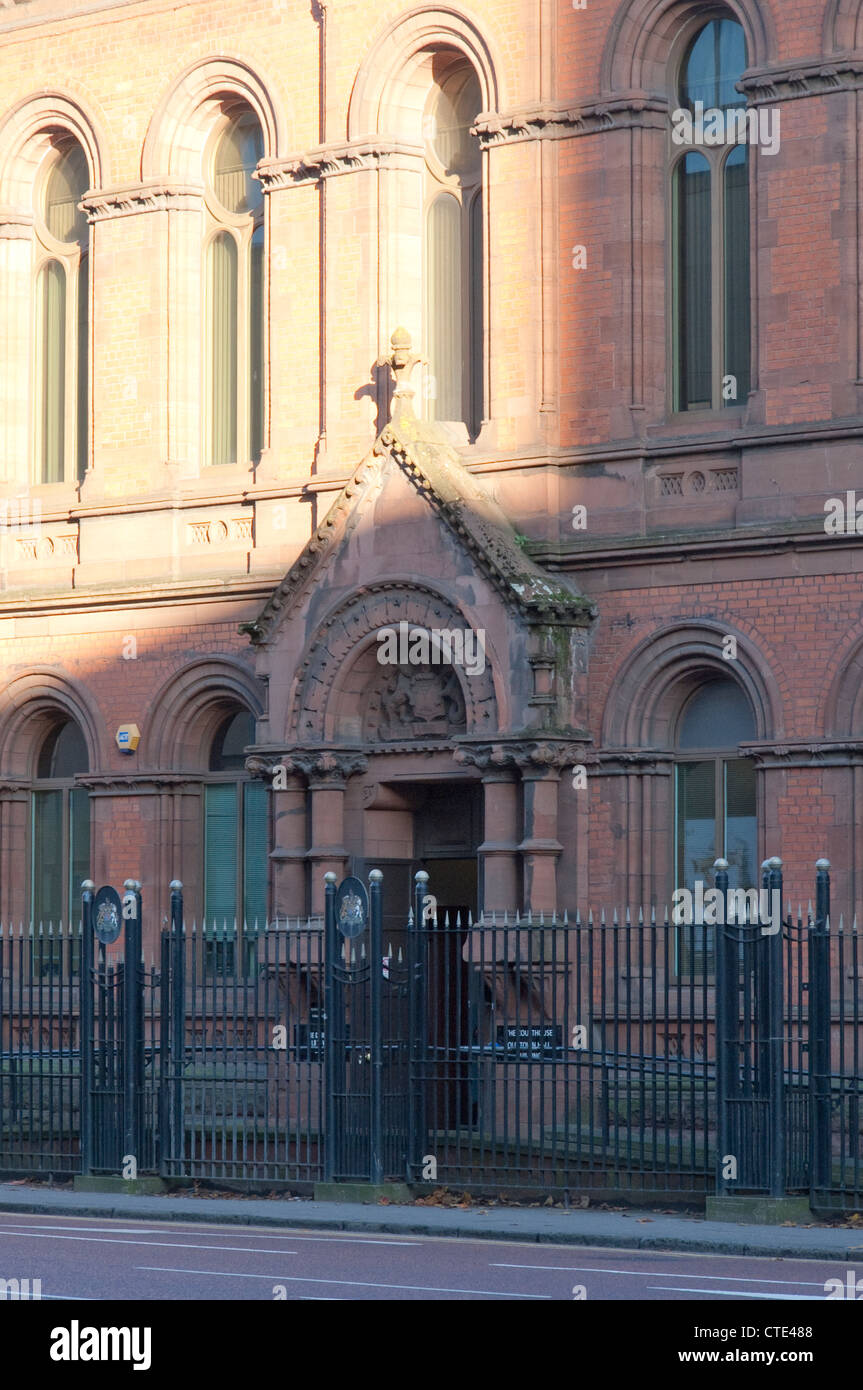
[0,0,860,959]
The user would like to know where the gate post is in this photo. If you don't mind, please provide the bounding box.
[368,868,384,1185]
[122,879,143,1175]
[714,858,734,1194]
[409,871,430,1180]
[323,871,338,1183]
[80,880,96,1176]
[170,880,185,1167]
[767,857,786,1198]
[810,859,832,1196]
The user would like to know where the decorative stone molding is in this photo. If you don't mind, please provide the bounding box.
[741,739,863,768]
[80,181,203,222]
[13,533,77,563]
[186,517,253,546]
[454,736,590,774]
[0,209,33,238]
[473,97,667,146]
[254,750,368,785]
[256,139,421,189]
[0,778,28,795]
[76,773,203,794]
[739,60,863,103]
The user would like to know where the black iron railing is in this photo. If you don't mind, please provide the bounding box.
[0,861,860,1208]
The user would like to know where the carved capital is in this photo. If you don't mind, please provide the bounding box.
[278,750,368,785]
[81,181,203,222]
[455,736,590,775]
[256,139,420,189]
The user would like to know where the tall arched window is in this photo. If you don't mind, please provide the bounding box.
[34,137,90,483]
[32,718,90,970]
[671,16,750,412]
[423,57,483,439]
[204,107,265,467]
[675,678,756,970]
[203,709,267,973]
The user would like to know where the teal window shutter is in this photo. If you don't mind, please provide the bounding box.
[32,790,63,924]
[204,782,239,926]
[243,780,268,928]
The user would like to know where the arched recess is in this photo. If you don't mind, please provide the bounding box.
[288,583,500,744]
[822,631,863,736]
[0,94,106,486]
[824,0,863,54]
[600,0,774,98]
[0,90,107,210]
[601,621,783,749]
[0,670,103,778]
[347,5,501,142]
[143,656,265,772]
[141,56,285,181]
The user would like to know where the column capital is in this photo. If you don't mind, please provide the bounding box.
[287,749,368,787]
[455,736,590,776]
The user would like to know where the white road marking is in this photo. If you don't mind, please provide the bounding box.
[491,1262,831,1288]
[0,1230,298,1256]
[645,1285,819,1300]
[0,1222,420,1247]
[138,1265,551,1298]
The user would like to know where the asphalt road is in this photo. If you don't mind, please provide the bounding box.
[0,1212,860,1301]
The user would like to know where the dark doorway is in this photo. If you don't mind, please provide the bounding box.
[359,781,481,1136]
[415,785,480,1133]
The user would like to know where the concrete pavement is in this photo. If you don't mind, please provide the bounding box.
[0,1182,861,1261]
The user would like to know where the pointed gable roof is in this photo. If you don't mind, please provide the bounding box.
[241,415,595,646]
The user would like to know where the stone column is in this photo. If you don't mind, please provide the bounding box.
[284,752,367,915]
[513,741,585,914]
[0,781,28,922]
[454,745,519,912]
[267,766,308,918]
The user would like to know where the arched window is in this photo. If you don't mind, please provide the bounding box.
[675,678,756,970]
[671,16,750,412]
[32,718,90,970]
[423,57,483,439]
[203,709,267,973]
[204,107,265,467]
[34,137,90,483]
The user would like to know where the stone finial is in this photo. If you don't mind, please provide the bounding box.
[376,327,427,423]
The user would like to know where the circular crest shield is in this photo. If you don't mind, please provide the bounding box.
[92,885,123,945]
[335,876,369,939]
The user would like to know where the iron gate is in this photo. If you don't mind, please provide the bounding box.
[80,880,158,1177]
[323,869,421,1182]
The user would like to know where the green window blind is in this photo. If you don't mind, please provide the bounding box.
[204,782,238,926]
[32,790,63,924]
[243,780,268,928]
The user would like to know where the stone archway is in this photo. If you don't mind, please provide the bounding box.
[288,582,499,745]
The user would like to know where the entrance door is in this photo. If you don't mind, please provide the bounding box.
[357,781,481,1146]
[414,786,481,1133]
